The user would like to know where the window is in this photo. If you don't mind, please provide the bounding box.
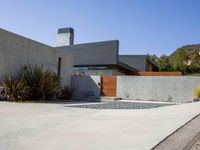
[58,57,62,76]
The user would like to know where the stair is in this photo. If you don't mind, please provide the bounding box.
[85,98,100,102]
[100,97,121,102]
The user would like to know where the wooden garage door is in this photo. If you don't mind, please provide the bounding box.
[101,76,117,96]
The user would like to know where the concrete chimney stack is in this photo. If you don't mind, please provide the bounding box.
[56,28,74,46]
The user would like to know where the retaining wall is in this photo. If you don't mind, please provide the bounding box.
[72,76,100,100]
[117,76,200,103]
[131,72,182,76]
[72,76,200,103]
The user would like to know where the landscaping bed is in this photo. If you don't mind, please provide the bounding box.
[68,101,175,109]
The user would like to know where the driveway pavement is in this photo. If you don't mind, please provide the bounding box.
[0,101,200,150]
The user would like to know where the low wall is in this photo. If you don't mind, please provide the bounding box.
[72,75,200,103]
[117,76,200,103]
[131,72,182,76]
[71,76,100,100]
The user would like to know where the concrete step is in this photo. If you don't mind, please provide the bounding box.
[85,98,100,102]
[100,97,121,102]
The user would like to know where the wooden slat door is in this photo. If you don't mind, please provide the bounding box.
[101,76,117,96]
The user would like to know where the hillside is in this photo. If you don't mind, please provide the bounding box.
[180,44,200,52]
[170,44,200,57]
[148,43,200,74]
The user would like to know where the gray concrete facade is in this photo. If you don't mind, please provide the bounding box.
[0,28,73,86]
[56,39,139,75]
[119,55,147,71]
[56,40,119,66]
[117,76,200,103]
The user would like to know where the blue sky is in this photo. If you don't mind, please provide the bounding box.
[0,0,200,56]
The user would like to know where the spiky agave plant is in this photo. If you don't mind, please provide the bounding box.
[22,65,61,100]
[58,86,77,100]
[43,69,61,100]
[1,76,30,101]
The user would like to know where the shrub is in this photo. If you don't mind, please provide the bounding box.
[22,65,61,100]
[57,86,77,100]
[193,86,200,99]
[1,76,30,101]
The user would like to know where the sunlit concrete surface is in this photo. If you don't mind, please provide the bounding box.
[0,101,200,150]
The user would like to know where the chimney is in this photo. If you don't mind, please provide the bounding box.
[56,28,74,46]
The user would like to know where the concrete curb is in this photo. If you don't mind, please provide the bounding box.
[152,113,200,150]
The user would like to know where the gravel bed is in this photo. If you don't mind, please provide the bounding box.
[189,139,200,150]
[68,102,174,109]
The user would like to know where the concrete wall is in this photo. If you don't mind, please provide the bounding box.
[0,28,73,86]
[71,76,100,100]
[75,69,114,76]
[117,76,200,103]
[132,72,182,76]
[74,69,126,76]
[56,40,119,66]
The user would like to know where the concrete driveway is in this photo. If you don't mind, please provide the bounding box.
[0,101,200,150]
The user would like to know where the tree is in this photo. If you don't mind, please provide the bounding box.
[147,47,200,74]
[157,55,172,71]
[171,48,189,74]
[188,50,200,73]
[147,54,159,63]
[190,50,200,66]
[147,54,172,71]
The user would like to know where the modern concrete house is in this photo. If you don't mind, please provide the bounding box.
[56,28,158,75]
[0,28,73,86]
[57,39,137,75]
[0,26,158,87]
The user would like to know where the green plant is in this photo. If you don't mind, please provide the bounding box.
[1,76,30,101]
[57,86,77,100]
[193,86,200,99]
[22,65,61,100]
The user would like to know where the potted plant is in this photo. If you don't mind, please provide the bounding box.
[193,86,200,102]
